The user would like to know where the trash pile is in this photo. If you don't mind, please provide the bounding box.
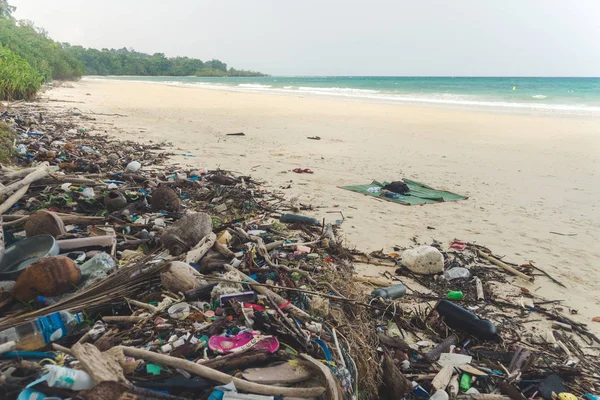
[0,102,599,400]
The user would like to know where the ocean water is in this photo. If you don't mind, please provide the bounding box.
[87,76,600,115]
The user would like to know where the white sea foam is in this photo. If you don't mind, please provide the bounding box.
[297,86,379,94]
[238,83,272,88]
[532,94,547,99]
[83,77,600,116]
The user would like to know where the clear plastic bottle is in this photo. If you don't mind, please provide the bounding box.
[371,284,407,300]
[79,252,116,281]
[442,267,471,280]
[0,311,83,350]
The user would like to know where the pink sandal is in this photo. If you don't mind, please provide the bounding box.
[208,331,279,354]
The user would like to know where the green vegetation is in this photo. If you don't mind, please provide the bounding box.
[0,121,17,163]
[0,43,42,100]
[0,0,264,101]
[0,18,83,81]
[64,46,266,77]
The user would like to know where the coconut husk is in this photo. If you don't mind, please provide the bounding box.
[161,213,212,256]
[160,261,207,293]
[13,256,81,301]
[24,210,66,238]
[151,186,181,213]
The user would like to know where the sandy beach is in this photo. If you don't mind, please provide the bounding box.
[44,79,600,333]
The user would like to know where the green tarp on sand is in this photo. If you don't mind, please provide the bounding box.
[340,179,467,206]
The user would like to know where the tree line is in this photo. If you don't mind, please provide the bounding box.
[63,46,266,77]
[0,0,264,100]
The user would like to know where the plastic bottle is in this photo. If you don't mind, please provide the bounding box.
[279,214,320,226]
[371,284,407,300]
[460,373,472,391]
[442,267,471,280]
[44,365,95,391]
[435,300,497,340]
[0,311,84,350]
[79,252,116,281]
[446,291,464,300]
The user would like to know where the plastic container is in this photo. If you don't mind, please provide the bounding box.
[446,291,464,300]
[44,365,95,390]
[0,235,60,281]
[0,311,84,350]
[460,373,472,391]
[436,300,497,340]
[371,284,407,300]
[442,267,471,280]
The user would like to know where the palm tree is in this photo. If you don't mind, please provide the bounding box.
[0,0,16,18]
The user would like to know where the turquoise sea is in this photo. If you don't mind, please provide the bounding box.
[87,76,600,115]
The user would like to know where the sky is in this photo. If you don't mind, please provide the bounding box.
[11,0,600,76]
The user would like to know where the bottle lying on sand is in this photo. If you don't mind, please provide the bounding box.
[435,300,497,341]
[371,283,407,300]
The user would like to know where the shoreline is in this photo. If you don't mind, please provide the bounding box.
[42,79,600,334]
[82,76,600,117]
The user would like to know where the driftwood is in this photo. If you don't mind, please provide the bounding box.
[475,277,485,301]
[381,351,412,398]
[0,166,40,182]
[448,374,460,399]
[478,251,533,282]
[431,366,454,391]
[425,335,458,362]
[185,232,217,263]
[0,217,4,265]
[224,264,312,321]
[1,213,106,225]
[0,164,50,202]
[300,353,342,400]
[119,346,325,398]
[71,343,127,384]
[201,351,273,371]
[0,184,29,215]
[102,316,146,323]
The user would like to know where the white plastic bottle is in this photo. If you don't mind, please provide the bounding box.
[44,365,95,391]
[0,311,83,350]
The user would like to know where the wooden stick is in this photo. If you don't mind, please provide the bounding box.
[478,251,533,282]
[0,166,39,183]
[432,366,454,391]
[475,277,484,301]
[0,217,4,267]
[0,184,29,214]
[103,316,146,323]
[352,254,396,268]
[119,346,325,398]
[528,262,566,288]
[0,164,50,202]
[186,232,217,263]
[1,213,106,225]
[354,276,393,287]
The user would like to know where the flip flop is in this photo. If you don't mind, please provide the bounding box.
[303,169,314,174]
[208,332,279,354]
[292,168,304,173]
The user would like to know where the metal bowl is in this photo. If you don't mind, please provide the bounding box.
[0,235,60,281]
